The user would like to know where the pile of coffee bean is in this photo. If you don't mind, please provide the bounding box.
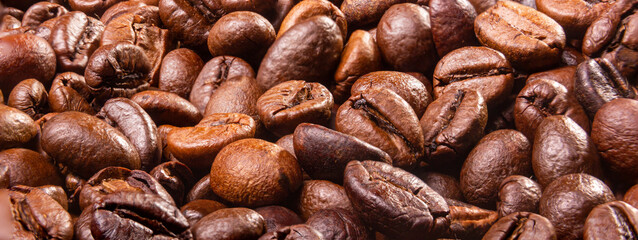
[0,0,637,239]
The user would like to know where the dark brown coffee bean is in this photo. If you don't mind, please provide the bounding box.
[306,208,369,240]
[333,30,382,103]
[461,129,532,209]
[258,224,323,240]
[497,175,542,217]
[583,201,638,240]
[526,66,577,94]
[99,1,149,25]
[533,115,603,187]
[592,98,638,182]
[158,0,222,49]
[421,89,487,168]
[159,48,204,99]
[483,212,557,240]
[278,0,347,41]
[180,199,227,226]
[47,72,96,114]
[186,175,226,203]
[377,3,436,73]
[416,171,464,201]
[443,199,500,239]
[193,208,265,240]
[514,79,590,142]
[474,1,566,71]
[50,11,103,74]
[0,148,63,187]
[293,123,391,183]
[7,78,48,119]
[562,45,589,66]
[190,56,255,113]
[295,180,354,220]
[77,166,174,210]
[625,184,638,209]
[0,104,38,150]
[428,0,479,57]
[433,46,514,109]
[4,186,73,239]
[167,113,256,177]
[575,58,636,118]
[340,0,413,28]
[210,138,303,207]
[351,71,430,117]
[269,0,299,31]
[131,90,202,127]
[0,33,56,95]
[97,97,161,171]
[343,160,449,239]
[68,0,121,16]
[256,16,343,90]
[208,11,275,66]
[536,0,612,39]
[255,205,303,233]
[217,0,277,17]
[203,76,263,121]
[21,2,68,27]
[29,185,69,211]
[539,173,614,240]
[41,111,141,178]
[336,88,425,169]
[150,161,195,206]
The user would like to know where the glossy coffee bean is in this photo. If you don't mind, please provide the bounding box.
[428,0,479,57]
[336,88,425,169]
[0,104,38,150]
[421,89,487,168]
[158,0,222,48]
[278,0,347,41]
[344,160,449,239]
[0,148,63,187]
[539,173,614,240]
[47,72,96,114]
[208,11,275,66]
[210,138,303,207]
[514,79,590,142]
[192,208,265,240]
[433,46,514,109]
[526,66,577,94]
[295,180,354,220]
[536,0,612,38]
[256,16,343,90]
[50,11,104,74]
[4,186,73,239]
[150,161,195,207]
[333,30,382,103]
[483,212,557,240]
[306,208,369,240]
[180,199,227,226]
[351,71,430,117]
[131,90,202,127]
[21,2,68,28]
[186,175,225,203]
[416,171,464,201]
[339,0,412,28]
[533,115,603,187]
[276,134,296,157]
[255,205,303,233]
[583,201,638,240]
[0,33,56,95]
[625,184,638,208]
[190,56,255,113]
[158,48,204,99]
[293,123,391,183]
[591,98,638,182]
[258,224,324,240]
[41,111,140,178]
[461,129,532,209]
[7,78,48,119]
[68,0,120,16]
[497,175,542,217]
[575,58,636,118]
[204,76,263,120]
[99,1,150,25]
[474,1,565,71]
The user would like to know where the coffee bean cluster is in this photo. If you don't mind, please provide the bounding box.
[0,0,637,239]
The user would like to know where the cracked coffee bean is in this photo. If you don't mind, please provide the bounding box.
[575,58,636,118]
[7,78,48,119]
[584,201,638,240]
[3,186,73,239]
[50,11,104,74]
[21,2,68,28]
[190,56,255,113]
[192,207,265,240]
[483,212,557,240]
[497,175,542,217]
[47,72,96,114]
[351,71,430,117]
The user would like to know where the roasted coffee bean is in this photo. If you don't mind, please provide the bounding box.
[336,88,425,169]
[343,160,449,239]
[257,80,333,136]
[180,199,227,226]
[131,90,202,127]
[0,33,56,95]
[255,206,303,233]
[256,16,343,90]
[333,30,382,103]
[583,201,638,240]
[68,0,121,16]
[0,13,21,31]
[532,115,603,187]
[27,185,69,211]
[277,0,347,41]
[421,89,487,168]
[497,175,542,217]
[561,45,589,66]
[158,0,223,49]
[0,88,3,104]
[625,184,638,208]
[306,208,369,240]
[41,111,141,178]
[159,48,204,99]
[150,161,195,206]
[4,186,73,239]
[340,0,413,28]
[193,207,265,240]
[210,138,303,207]
[377,3,436,73]
[443,199,500,239]
[85,192,192,239]
[461,129,532,209]
[514,79,590,142]
[428,0,479,57]
[85,43,151,104]
[536,0,612,39]
[295,180,354,220]
[0,148,63,187]
[21,2,67,27]
[97,97,161,171]
[50,11,104,74]
[186,175,225,203]
[474,1,566,71]
[483,212,557,240]
[526,66,577,94]
[167,113,256,177]
[99,1,149,25]
[7,78,48,119]
[190,56,255,113]
[293,123,391,183]
[276,134,296,157]
[204,76,263,120]
[539,173,615,240]
[258,224,324,240]
[216,0,277,17]
[416,171,464,201]
[77,166,174,210]
[269,0,299,31]
[575,58,636,118]
[47,72,96,114]
[351,71,430,117]
[433,46,514,109]
[591,98,638,182]
[0,104,38,150]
